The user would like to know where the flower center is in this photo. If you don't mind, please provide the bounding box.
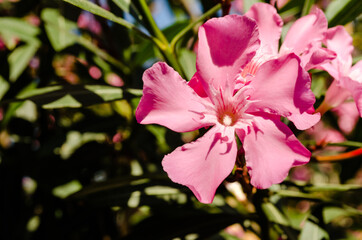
[222,114,233,126]
[218,110,237,127]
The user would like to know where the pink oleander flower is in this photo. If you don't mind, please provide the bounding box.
[245,3,335,73]
[319,26,362,118]
[136,15,315,203]
[242,3,335,127]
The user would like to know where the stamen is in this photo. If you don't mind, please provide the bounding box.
[222,115,233,126]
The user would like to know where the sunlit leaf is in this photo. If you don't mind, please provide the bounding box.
[17,85,63,99]
[42,94,82,109]
[325,0,362,27]
[0,17,40,42]
[63,0,134,29]
[299,220,329,240]
[41,8,78,51]
[261,202,291,226]
[113,99,133,121]
[8,41,40,82]
[323,207,349,224]
[111,0,131,13]
[84,85,123,102]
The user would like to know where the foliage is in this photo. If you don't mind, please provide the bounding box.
[0,0,361,239]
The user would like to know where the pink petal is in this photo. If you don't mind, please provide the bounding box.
[136,62,208,132]
[280,8,327,56]
[287,111,321,130]
[162,126,237,203]
[332,101,360,134]
[247,53,316,129]
[196,15,259,95]
[237,115,310,189]
[341,76,362,117]
[324,80,352,109]
[306,121,346,152]
[188,72,208,98]
[324,26,353,75]
[245,3,283,55]
[302,45,336,71]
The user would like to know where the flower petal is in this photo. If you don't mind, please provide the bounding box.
[280,8,327,55]
[237,115,310,189]
[324,26,353,75]
[302,45,336,71]
[136,62,208,132]
[162,126,237,203]
[341,76,362,117]
[245,3,283,55]
[247,53,316,129]
[196,15,259,95]
[332,101,360,134]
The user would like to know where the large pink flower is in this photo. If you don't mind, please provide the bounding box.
[243,3,332,129]
[320,26,362,117]
[136,15,313,203]
[245,3,335,72]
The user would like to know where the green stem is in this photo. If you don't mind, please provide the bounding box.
[170,3,221,51]
[137,0,184,76]
[301,0,315,16]
[137,0,168,45]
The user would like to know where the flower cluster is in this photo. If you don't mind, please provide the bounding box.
[136,3,361,203]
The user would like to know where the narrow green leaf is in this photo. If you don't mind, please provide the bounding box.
[41,8,78,51]
[111,0,131,12]
[325,0,362,27]
[42,94,82,109]
[299,220,329,240]
[17,86,63,99]
[261,202,291,226]
[301,0,315,16]
[63,0,141,36]
[84,85,123,102]
[8,41,40,82]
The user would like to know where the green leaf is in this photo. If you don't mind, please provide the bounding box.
[41,8,130,73]
[111,0,131,12]
[17,85,63,99]
[311,75,327,98]
[178,49,196,81]
[42,94,82,109]
[323,207,349,224]
[243,0,262,12]
[84,85,123,102]
[0,75,9,101]
[8,41,40,82]
[63,0,134,31]
[299,220,329,240]
[146,125,170,153]
[325,0,362,27]
[261,202,291,226]
[0,17,40,42]
[41,8,78,51]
